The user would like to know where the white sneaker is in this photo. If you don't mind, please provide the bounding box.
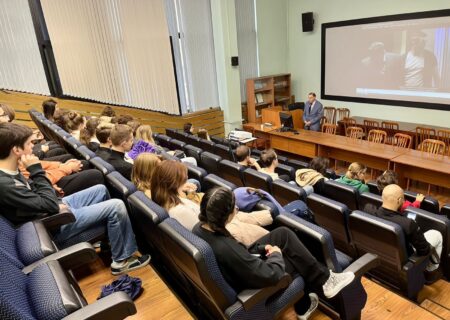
[297,293,319,320]
[322,270,355,299]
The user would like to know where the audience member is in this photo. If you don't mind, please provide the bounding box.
[184,122,194,135]
[101,105,116,118]
[42,99,59,121]
[80,117,100,151]
[376,184,442,283]
[259,149,290,182]
[116,114,134,125]
[0,122,150,275]
[127,120,142,138]
[95,122,114,159]
[0,104,15,122]
[102,124,134,179]
[193,187,355,319]
[296,157,330,195]
[151,161,273,247]
[131,152,162,199]
[56,111,86,140]
[335,162,369,193]
[197,128,210,141]
[235,145,261,170]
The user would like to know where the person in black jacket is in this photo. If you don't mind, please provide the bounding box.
[0,122,150,275]
[193,187,355,319]
[102,124,133,179]
[375,184,442,283]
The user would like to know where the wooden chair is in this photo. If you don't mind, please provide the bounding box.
[322,123,337,135]
[437,129,450,155]
[367,129,387,144]
[320,116,327,131]
[415,127,436,149]
[336,108,350,123]
[342,117,356,136]
[323,107,336,124]
[347,126,364,140]
[381,121,399,144]
[419,139,446,155]
[363,119,380,136]
[393,133,412,149]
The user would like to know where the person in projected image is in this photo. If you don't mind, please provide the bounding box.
[403,30,440,89]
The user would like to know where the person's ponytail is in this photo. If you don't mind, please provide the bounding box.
[199,187,235,237]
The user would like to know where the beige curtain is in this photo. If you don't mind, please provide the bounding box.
[41,0,180,114]
[0,0,50,95]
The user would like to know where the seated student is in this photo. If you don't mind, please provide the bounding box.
[42,99,59,121]
[55,111,86,141]
[376,184,443,283]
[0,122,150,274]
[376,170,425,212]
[259,149,290,182]
[95,122,114,159]
[184,122,194,135]
[99,105,116,123]
[151,161,273,247]
[0,103,15,123]
[116,114,134,125]
[80,117,100,152]
[193,187,355,319]
[235,145,261,170]
[197,128,210,141]
[101,124,134,180]
[296,157,330,195]
[335,162,369,193]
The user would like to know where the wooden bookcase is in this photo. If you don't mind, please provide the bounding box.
[246,73,291,123]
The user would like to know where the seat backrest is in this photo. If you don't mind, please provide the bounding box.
[75,145,96,160]
[307,193,353,255]
[89,156,115,175]
[437,129,450,155]
[277,155,288,165]
[358,192,382,215]
[159,219,236,314]
[393,133,412,149]
[441,204,450,219]
[416,127,436,148]
[168,139,186,151]
[198,139,215,153]
[183,145,203,163]
[165,128,180,140]
[275,163,295,181]
[349,211,408,285]
[203,174,237,192]
[363,119,380,128]
[127,191,169,225]
[215,144,232,161]
[367,129,387,144]
[185,163,208,190]
[185,135,201,148]
[218,160,245,187]
[210,136,226,145]
[347,126,364,139]
[271,179,306,206]
[381,121,399,130]
[366,181,380,194]
[418,139,446,155]
[336,108,350,122]
[287,159,309,171]
[105,171,137,203]
[404,190,440,214]
[243,168,272,193]
[324,180,359,211]
[322,123,337,134]
[200,152,222,175]
[323,107,336,124]
[156,134,172,149]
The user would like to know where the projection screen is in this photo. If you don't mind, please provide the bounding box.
[321,9,450,111]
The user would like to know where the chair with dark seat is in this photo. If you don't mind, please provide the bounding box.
[441,204,450,219]
[218,160,246,187]
[210,135,226,145]
[203,174,237,192]
[287,159,309,172]
[167,138,186,151]
[185,134,201,148]
[366,181,380,195]
[89,157,115,176]
[358,192,382,215]
[276,155,288,165]
[185,162,208,190]
[62,135,82,156]
[307,193,354,256]
[243,168,273,193]
[323,180,360,211]
[75,145,96,161]
[166,128,180,140]
[105,171,137,212]
[155,134,172,149]
[275,213,379,320]
[183,144,203,164]
[215,144,233,161]
[404,190,440,214]
[159,151,181,162]
[349,211,429,299]
[159,218,305,320]
[271,179,306,206]
[251,148,261,157]
[199,152,222,175]
[404,207,450,280]
[275,163,295,181]
[198,138,216,153]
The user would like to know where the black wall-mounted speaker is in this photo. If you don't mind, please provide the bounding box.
[231,56,239,66]
[302,12,314,32]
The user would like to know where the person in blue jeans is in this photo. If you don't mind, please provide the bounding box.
[0,123,150,275]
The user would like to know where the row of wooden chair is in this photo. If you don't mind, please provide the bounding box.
[322,107,350,125]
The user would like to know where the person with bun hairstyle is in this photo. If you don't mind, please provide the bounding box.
[55,111,86,140]
[335,162,369,193]
[193,187,355,318]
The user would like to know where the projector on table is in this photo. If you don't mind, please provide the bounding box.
[228,130,252,142]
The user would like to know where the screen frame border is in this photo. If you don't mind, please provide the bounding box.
[321,9,450,111]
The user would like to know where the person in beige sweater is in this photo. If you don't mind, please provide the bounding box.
[151,160,272,247]
[295,157,330,195]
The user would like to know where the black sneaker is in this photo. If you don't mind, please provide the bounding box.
[111,255,151,276]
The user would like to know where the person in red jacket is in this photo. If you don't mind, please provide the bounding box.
[376,170,425,212]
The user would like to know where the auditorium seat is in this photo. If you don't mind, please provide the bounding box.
[275,213,379,320]
[185,134,201,148]
[199,151,222,175]
[218,160,245,187]
[105,171,137,212]
[358,192,382,215]
[275,163,295,180]
[287,159,309,172]
[307,193,354,256]
[198,138,216,153]
[185,162,208,190]
[210,135,226,145]
[404,190,440,214]
[366,181,379,194]
[271,179,307,206]
[160,151,181,162]
[215,144,233,161]
[166,128,181,140]
[155,134,172,149]
[183,144,203,164]
[203,174,237,192]
[404,207,450,280]
[89,157,116,176]
[62,135,83,156]
[75,145,96,161]
[349,211,429,299]
[441,204,450,219]
[243,168,272,193]
[250,148,261,157]
[159,218,305,319]
[323,180,359,211]
[167,138,186,151]
[0,258,135,320]
[276,155,288,165]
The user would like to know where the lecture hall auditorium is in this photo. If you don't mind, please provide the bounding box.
[0,1,449,320]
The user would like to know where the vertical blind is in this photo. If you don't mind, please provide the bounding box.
[0,0,50,95]
[40,0,180,114]
[165,0,219,113]
[235,0,259,103]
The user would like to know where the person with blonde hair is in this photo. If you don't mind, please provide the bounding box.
[131,153,162,198]
[335,162,369,193]
[135,125,156,145]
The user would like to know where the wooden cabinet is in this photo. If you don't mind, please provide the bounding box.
[246,73,292,123]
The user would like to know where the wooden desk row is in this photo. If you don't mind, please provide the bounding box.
[245,123,450,189]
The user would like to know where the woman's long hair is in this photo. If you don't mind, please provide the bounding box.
[151,160,187,210]
[345,162,367,180]
[80,117,99,145]
[135,125,155,144]
[199,187,235,237]
[132,153,161,193]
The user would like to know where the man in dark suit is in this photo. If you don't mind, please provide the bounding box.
[302,92,324,132]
